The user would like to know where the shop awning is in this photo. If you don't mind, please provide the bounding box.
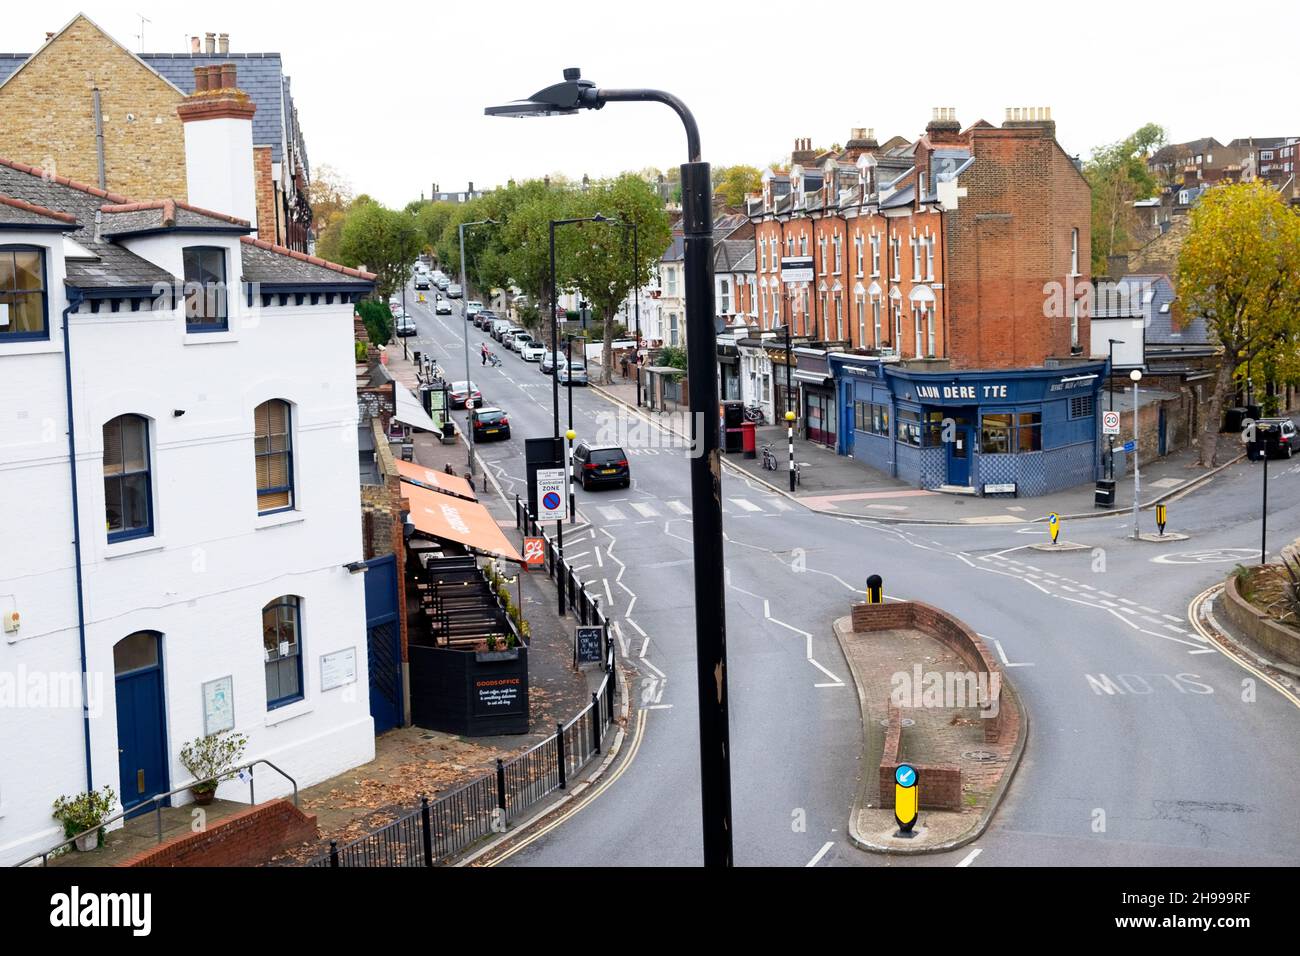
[793,369,834,387]
[402,481,523,564]
[394,460,477,501]
[393,384,439,432]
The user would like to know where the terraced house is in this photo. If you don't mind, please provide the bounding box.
[0,67,375,865]
[747,109,1106,496]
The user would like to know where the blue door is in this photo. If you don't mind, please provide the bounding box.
[946,416,973,487]
[114,632,169,819]
[364,554,404,734]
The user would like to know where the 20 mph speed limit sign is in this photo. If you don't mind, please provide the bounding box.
[1102,410,1121,435]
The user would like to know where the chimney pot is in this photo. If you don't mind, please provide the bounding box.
[190,36,201,54]
[44,31,54,42]
[204,32,216,54]
[220,63,237,90]
[468,181,474,193]
[217,33,229,55]
[193,65,209,92]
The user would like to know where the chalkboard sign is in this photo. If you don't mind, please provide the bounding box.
[575,626,604,664]
[473,674,525,717]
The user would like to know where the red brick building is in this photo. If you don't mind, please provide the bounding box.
[749,108,1091,370]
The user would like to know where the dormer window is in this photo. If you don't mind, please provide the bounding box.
[0,245,48,341]
[183,246,228,332]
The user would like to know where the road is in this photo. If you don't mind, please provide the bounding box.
[401,283,1300,867]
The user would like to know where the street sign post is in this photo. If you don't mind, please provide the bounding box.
[1102,410,1120,435]
[535,468,566,522]
[894,763,918,836]
[1048,513,1060,545]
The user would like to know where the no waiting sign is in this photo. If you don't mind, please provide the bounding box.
[535,468,567,522]
[1102,410,1121,435]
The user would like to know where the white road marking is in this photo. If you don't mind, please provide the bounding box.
[625,617,647,637]
[667,500,691,515]
[641,659,666,679]
[597,505,625,522]
[603,578,614,604]
[644,704,673,710]
[639,637,650,658]
[956,848,983,867]
[630,502,659,518]
[806,841,835,867]
[989,637,1035,668]
[770,498,793,511]
[729,498,763,512]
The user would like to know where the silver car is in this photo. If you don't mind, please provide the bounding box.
[557,361,588,386]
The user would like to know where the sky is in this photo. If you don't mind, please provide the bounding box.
[7,1,1298,208]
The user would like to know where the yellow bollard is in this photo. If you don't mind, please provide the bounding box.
[895,763,918,836]
[1048,512,1060,545]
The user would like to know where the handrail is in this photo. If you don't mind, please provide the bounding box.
[13,758,298,867]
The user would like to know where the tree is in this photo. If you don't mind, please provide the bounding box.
[1084,123,1165,272]
[309,164,355,262]
[1177,181,1300,465]
[565,175,672,384]
[713,165,762,207]
[335,203,422,299]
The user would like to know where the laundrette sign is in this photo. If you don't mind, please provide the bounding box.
[916,383,1010,400]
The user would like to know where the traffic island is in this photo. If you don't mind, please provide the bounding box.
[1029,540,1090,552]
[833,600,1028,855]
[1136,532,1190,543]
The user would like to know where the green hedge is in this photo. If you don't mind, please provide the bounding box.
[356,299,393,345]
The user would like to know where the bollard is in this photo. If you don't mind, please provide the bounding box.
[866,574,884,605]
[1048,512,1060,545]
[557,722,567,789]
[420,796,433,867]
[1156,503,1167,537]
[894,763,918,838]
[591,692,601,754]
[495,758,507,815]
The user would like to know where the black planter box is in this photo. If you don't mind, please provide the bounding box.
[410,644,529,736]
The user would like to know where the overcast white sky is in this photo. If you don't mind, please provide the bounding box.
[9,1,1297,207]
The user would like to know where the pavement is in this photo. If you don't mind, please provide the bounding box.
[395,277,1300,869]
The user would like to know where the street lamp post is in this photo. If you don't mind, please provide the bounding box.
[1130,368,1143,539]
[489,69,734,867]
[459,219,498,473]
[627,221,642,408]
[1107,339,1125,480]
[784,323,795,492]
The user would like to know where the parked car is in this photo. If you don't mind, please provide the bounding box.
[557,361,589,386]
[414,273,430,290]
[466,301,484,317]
[394,314,417,337]
[520,341,546,362]
[491,319,515,341]
[472,311,491,330]
[435,298,453,315]
[447,283,463,298]
[507,331,534,352]
[477,311,500,332]
[572,442,630,490]
[448,380,482,408]
[470,406,511,441]
[540,350,565,374]
[434,275,449,291]
[1253,418,1297,459]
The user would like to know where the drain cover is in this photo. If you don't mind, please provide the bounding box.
[879,718,916,727]
[962,750,998,762]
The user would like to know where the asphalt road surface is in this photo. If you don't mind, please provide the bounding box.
[401,283,1300,868]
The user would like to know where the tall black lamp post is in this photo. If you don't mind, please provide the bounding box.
[459,218,498,473]
[489,69,733,867]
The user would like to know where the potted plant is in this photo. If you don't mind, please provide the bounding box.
[178,730,248,805]
[52,785,116,851]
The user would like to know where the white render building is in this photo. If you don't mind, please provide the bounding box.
[0,72,377,864]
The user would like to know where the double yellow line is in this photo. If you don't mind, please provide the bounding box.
[1187,584,1300,710]
[481,708,649,866]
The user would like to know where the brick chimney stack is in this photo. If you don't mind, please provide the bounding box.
[791,137,816,166]
[1002,106,1056,140]
[926,107,963,144]
[177,64,257,226]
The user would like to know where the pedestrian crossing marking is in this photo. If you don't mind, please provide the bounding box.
[667,500,692,515]
[597,505,626,522]
[630,502,659,518]
[729,498,763,512]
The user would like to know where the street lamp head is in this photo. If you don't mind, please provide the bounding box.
[1129,369,1143,382]
[1108,338,1125,345]
[785,411,796,422]
[484,68,600,119]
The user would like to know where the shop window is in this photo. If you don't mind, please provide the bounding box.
[924,411,946,447]
[897,410,922,447]
[856,402,889,437]
[1017,412,1043,452]
[981,413,1013,454]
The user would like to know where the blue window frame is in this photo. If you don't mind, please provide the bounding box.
[254,399,294,514]
[0,245,49,341]
[104,414,153,542]
[263,596,303,708]
[183,246,228,332]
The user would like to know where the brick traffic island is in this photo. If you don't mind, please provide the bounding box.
[833,599,1027,853]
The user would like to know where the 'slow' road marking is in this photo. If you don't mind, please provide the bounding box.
[806,842,835,867]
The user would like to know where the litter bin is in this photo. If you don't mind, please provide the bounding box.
[741,421,757,460]
[1094,478,1116,508]
[1223,407,1247,434]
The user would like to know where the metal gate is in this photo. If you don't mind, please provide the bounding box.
[364,554,403,734]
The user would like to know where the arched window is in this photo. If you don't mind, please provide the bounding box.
[263,595,303,708]
[104,414,152,541]
[254,400,294,514]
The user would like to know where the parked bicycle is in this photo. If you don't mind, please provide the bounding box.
[743,404,767,425]
[760,442,779,472]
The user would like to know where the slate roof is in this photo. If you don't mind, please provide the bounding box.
[99,200,252,238]
[880,185,916,209]
[661,235,685,263]
[0,194,78,228]
[714,239,754,273]
[0,156,371,292]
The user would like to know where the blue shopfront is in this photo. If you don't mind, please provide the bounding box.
[831,354,1107,497]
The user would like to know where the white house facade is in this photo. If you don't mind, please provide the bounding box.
[0,76,377,863]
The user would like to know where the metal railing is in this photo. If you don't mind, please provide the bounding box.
[15,759,298,867]
[515,495,614,634]
[311,653,617,867]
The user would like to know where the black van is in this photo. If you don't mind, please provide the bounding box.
[571,442,630,490]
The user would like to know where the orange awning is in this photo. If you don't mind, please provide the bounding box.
[394,459,478,501]
[402,481,523,564]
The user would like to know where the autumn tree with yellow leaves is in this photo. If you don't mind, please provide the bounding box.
[1177,182,1300,465]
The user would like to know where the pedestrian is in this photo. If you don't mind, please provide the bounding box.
[443,462,455,476]
[620,355,630,379]
[481,342,488,365]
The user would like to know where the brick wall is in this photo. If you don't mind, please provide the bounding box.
[119,800,317,867]
[877,705,963,810]
[851,599,1003,743]
[0,15,188,200]
[253,144,276,243]
[360,418,410,660]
